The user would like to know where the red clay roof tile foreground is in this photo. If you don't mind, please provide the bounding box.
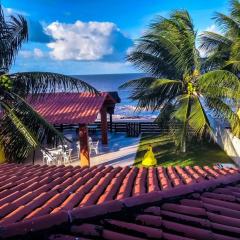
[0,163,239,239]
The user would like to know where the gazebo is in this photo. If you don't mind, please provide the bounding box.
[29,92,119,167]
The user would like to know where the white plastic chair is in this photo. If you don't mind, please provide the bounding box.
[62,148,72,164]
[41,150,57,165]
[89,138,99,154]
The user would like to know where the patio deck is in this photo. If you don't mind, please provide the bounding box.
[32,130,140,167]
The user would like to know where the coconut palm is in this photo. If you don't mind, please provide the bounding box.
[200,0,240,115]
[0,6,96,162]
[200,0,240,73]
[120,10,240,152]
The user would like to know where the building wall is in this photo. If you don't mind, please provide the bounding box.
[209,116,240,166]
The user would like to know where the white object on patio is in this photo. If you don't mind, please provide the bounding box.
[89,137,99,155]
[57,144,69,149]
[45,148,64,165]
[62,148,73,164]
[76,137,99,156]
[41,150,57,165]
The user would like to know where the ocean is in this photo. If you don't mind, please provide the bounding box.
[74,73,158,120]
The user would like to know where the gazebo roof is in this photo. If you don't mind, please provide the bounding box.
[29,92,116,125]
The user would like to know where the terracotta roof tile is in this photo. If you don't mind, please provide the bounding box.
[148,167,160,192]
[0,163,239,239]
[28,92,116,125]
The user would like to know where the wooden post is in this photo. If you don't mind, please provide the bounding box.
[110,113,113,132]
[100,107,108,145]
[79,124,90,167]
[32,150,35,165]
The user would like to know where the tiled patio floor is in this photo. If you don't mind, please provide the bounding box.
[32,130,140,167]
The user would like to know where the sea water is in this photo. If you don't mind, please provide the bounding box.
[74,73,158,120]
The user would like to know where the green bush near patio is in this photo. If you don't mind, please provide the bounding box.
[135,133,234,167]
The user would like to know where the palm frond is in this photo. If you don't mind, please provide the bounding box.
[0,100,38,148]
[170,10,195,34]
[0,6,28,71]
[9,72,97,97]
[0,91,67,162]
[206,97,240,137]
[155,102,175,128]
[127,36,181,78]
[149,79,183,88]
[7,15,28,62]
[201,50,230,71]
[213,12,240,37]
[198,70,240,99]
[170,94,190,150]
[224,59,240,73]
[199,31,232,54]
[129,10,200,78]
[119,77,155,90]
[230,0,240,21]
[120,78,183,111]
[188,96,212,136]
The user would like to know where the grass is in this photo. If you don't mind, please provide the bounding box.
[135,133,234,167]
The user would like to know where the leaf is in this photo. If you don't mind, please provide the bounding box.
[170,94,190,150]
[0,91,68,162]
[155,102,175,127]
[9,72,97,98]
[188,96,212,136]
[199,31,232,54]
[0,6,28,71]
[0,101,38,148]
[213,12,240,37]
[198,70,240,99]
[206,97,240,137]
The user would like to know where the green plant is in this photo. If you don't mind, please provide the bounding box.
[120,10,240,152]
[200,0,240,73]
[0,6,96,162]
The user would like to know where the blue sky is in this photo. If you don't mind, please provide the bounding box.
[2,0,229,75]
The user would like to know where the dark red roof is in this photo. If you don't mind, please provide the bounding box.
[28,92,116,125]
[0,163,239,239]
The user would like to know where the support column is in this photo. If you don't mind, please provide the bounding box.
[100,107,108,145]
[110,113,113,132]
[79,124,90,167]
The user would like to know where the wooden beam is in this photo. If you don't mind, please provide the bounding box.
[110,113,113,132]
[79,124,90,167]
[100,107,108,145]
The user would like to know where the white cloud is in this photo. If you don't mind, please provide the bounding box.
[19,50,32,58]
[4,8,14,15]
[33,48,44,58]
[205,24,219,33]
[126,46,134,55]
[45,20,130,61]
[19,48,44,58]
[3,6,28,16]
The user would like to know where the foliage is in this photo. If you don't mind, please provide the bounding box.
[120,9,240,152]
[0,6,97,162]
[200,0,240,73]
[135,133,234,167]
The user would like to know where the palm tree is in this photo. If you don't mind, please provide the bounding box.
[200,0,240,73]
[120,10,240,152]
[200,0,240,114]
[0,6,96,162]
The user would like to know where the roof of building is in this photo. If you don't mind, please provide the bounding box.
[28,92,116,125]
[0,163,239,239]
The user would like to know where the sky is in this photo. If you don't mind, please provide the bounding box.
[2,0,229,75]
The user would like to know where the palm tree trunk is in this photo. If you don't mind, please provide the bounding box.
[180,137,186,153]
[236,100,240,119]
